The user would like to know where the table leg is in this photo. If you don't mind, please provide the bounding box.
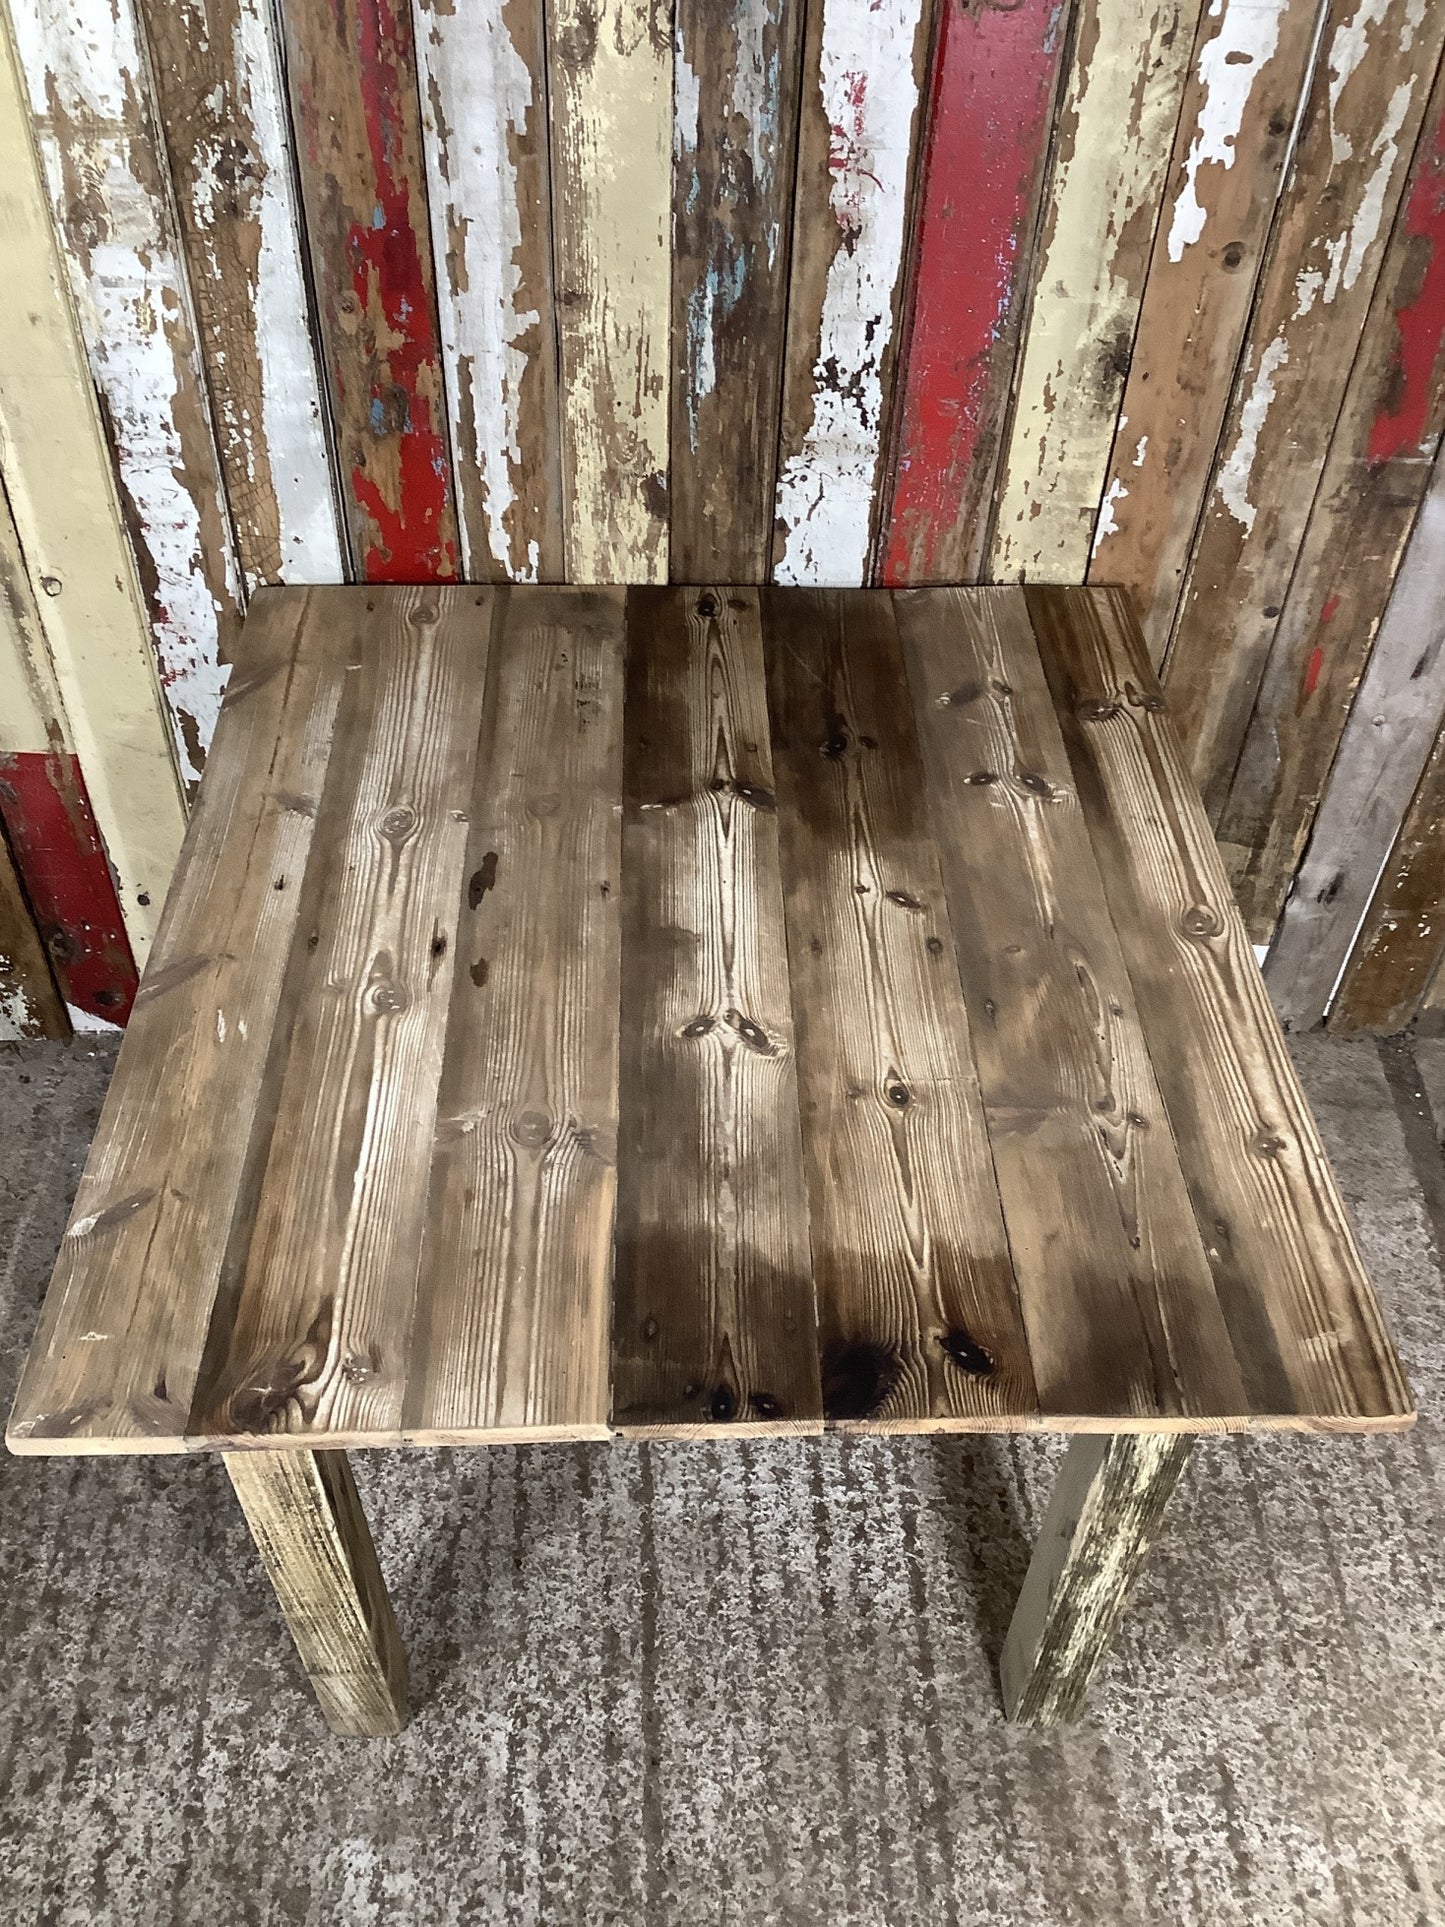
[1000,1433,1194,1725]
[225,1449,408,1737]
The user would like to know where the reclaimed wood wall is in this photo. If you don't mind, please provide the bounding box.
[4,0,1445,1031]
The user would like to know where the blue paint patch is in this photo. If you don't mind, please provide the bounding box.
[370,397,387,434]
[372,204,386,229]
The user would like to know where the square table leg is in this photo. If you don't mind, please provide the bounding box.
[1000,1433,1194,1724]
[225,1449,408,1737]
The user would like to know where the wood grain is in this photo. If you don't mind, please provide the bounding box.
[1089,0,1324,659]
[279,0,459,581]
[613,588,821,1434]
[0,820,63,1039]
[989,0,1197,584]
[1163,0,1445,813]
[898,586,1247,1422]
[7,591,353,1453]
[192,589,490,1443]
[415,0,563,582]
[1029,584,1412,1422]
[670,0,803,581]
[1000,1432,1194,1723]
[226,1449,407,1736]
[406,588,624,1440]
[879,0,1070,586]
[762,587,1037,1426]
[547,0,671,583]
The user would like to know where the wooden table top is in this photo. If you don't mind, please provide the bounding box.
[8,586,1412,1455]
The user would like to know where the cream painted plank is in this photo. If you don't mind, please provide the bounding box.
[547,0,670,583]
[416,0,563,583]
[773,0,933,587]
[0,14,185,952]
[990,0,1198,584]
[8,0,241,785]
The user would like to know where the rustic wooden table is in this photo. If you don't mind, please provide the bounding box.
[8,585,1412,1735]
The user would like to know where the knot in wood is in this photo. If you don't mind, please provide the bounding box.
[1076,699,1121,723]
[1016,771,1050,796]
[1253,1130,1287,1160]
[696,593,719,618]
[681,1014,715,1038]
[367,979,409,1016]
[966,770,998,786]
[378,804,417,840]
[511,1110,553,1150]
[1181,904,1223,939]
[408,602,438,626]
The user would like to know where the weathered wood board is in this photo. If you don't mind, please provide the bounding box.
[0,819,64,1039]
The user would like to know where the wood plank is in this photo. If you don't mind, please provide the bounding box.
[897,586,1247,1423]
[1163,0,1445,813]
[670,0,804,581]
[7,590,354,1454]
[0,821,64,1039]
[547,0,671,584]
[613,588,821,1434]
[226,1450,407,1737]
[878,0,1070,587]
[1219,63,1445,941]
[8,0,241,783]
[415,0,563,582]
[1329,719,1445,1032]
[0,12,186,958]
[772,0,933,586]
[1265,450,1445,1028]
[1089,0,1325,659]
[405,587,624,1441]
[989,0,1198,584]
[191,588,491,1443]
[279,0,459,582]
[135,0,345,589]
[1029,584,1413,1423]
[1000,1433,1194,1723]
[761,587,1037,1427]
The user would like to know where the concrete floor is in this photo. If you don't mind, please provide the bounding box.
[0,1035,1442,1926]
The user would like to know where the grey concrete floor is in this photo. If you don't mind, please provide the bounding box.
[0,1035,1443,1926]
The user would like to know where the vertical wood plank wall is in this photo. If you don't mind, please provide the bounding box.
[6,0,1445,1031]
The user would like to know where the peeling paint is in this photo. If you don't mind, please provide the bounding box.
[1168,0,1290,262]
[1217,335,1290,530]
[1368,90,1445,464]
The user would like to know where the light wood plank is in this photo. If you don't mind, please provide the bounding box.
[405,587,624,1441]
[1000,1433,1194,1723]
[226,1449,406,1737]
[772,0,933,586]
[1163,0,1445,813]
[191,588,491,1443]
[1089,0,1325,658]
[7,591,353,1453]
[989,0,1198,584]
[613,588,822,1434]
[761,587,1037,1426]
[670,0,804,581]
[1029,584,1413,1423]
[547,0,671,583]
[415,0,563,582]
[898,586,1248,1423]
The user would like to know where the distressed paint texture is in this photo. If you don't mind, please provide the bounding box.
[8,0,241,783]
[281,0,459,581]
[0,825,62,1039]
[990,0,1196,583]
[670,0,803,581]
[880,0,1071,586]
[138,0,344,589]
[773,0,932,586]
[548,0,672,583]
[1163,0,1445,812]
[1221,62,1445,941]
[416,0,562,581]
[1089,0,1322,658]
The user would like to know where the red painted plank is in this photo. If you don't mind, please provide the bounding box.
[0,751,138,1024]
[1367,99,1445,469]
[879,0,1068,586]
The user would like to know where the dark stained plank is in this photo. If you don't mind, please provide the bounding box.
[1028,584,1413,1425]
[191,587,492,1443]
[612,587,822,1435]
[0,822,64,1038]
[897,586,1247,1424]
[670,0,804,582]
[760,587,1037,1427]
[279,0,459,581]
[405,587,625,1441]
[8,590,354,1453]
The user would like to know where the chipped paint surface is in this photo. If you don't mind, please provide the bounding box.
[1217,336,1290,529]
[1368,90,1445,463]
[417,0,558,580]
[774,0,927,586]
[1168,0,1291,260]
[991,0,1194,583]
